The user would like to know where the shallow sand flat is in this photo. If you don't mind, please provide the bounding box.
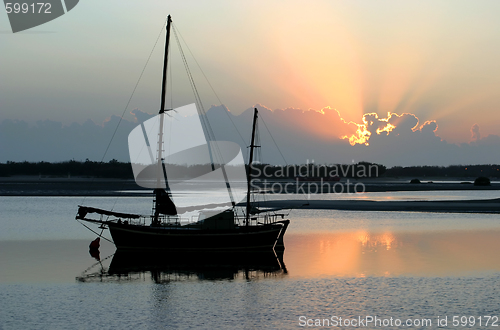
[258,198,500,213]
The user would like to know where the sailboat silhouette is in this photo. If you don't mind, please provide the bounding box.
[75,15,290,250]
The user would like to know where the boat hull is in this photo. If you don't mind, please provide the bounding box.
[106,220,289,251]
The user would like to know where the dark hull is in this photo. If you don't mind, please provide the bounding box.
[106,220,289,250]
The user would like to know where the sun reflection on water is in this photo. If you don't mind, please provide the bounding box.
[284,229,500,278]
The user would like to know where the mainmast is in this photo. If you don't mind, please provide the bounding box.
[153,15,176,224]
[160,15,172,115]
[245,108,259,226]
[156,15,172,189]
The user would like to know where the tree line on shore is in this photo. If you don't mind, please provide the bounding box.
[387,164,500,178]
[0,160,499,179]
[0,159,133,179]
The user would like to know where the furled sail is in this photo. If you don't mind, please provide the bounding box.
[154,188,177,215]
[77,206,142,219]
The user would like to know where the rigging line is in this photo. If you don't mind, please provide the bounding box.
[173,23,247,146]
[101,18,168,212]
[110,117,160,213]
[167,107,173,165]
[254,120,265,205]
[80,17,168,207]
[101,17,168,165]
[80,253,114,276]
[172,24,236,206]
[260,113,288,166]
[172,25,220,158]
[169,42,173,110]
[173,27,217,162]
[76,220,114,244]
[172,26,206,131]
[164,37,174,165]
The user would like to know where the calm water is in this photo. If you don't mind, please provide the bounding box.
[1,194,500,329]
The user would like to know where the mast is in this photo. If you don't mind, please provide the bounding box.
[156,15,171,189]
[245,108,259,226]
[160,15,172,114]
[153,15,176,224]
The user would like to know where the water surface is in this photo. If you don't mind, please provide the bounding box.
[1,194,500,329]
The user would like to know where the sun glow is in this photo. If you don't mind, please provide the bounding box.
[339,111,432,145]
[284,229,500,278]
[376,123,396,135]
[342,123,371,146]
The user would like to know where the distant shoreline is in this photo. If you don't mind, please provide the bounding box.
[1,175,499,197]
[2,176,499,214]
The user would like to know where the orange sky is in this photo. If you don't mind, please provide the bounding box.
[211,1,500,143]
[2,1,500,145]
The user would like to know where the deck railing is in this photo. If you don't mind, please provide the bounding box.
[84,209,286,227]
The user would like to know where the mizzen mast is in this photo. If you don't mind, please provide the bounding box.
[245,108,259,226]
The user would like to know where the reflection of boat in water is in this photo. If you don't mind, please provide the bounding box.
[77,249,287,283]
[75,15,290,251]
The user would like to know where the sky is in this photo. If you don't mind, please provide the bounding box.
[1,1,500,166]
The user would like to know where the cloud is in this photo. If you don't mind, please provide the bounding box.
[251,104,361,142]
[130,109,155,124]
[471,123,481,141]
[205,105,500,166]
[0,117,135,162]
[341,112,437,146]
[418,120,438,134]
[0,105,499,167]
